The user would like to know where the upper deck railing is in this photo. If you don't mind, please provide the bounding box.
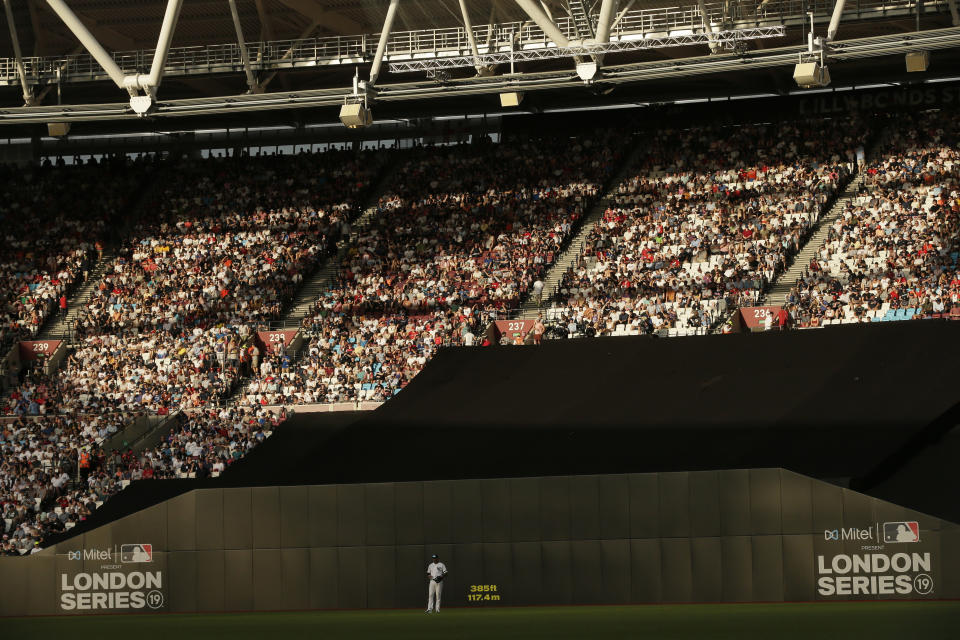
[0,0,949,87]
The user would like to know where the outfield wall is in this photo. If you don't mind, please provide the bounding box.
[2,469,958,616]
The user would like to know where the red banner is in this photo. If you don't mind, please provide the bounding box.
[739,306,786,330]
[495,319,535,344]
[256,330,298,354]
[19,340,62,361]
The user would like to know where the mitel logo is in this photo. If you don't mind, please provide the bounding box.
[824,527,874,541]
[67,549,111,561]
[883,522,920,544]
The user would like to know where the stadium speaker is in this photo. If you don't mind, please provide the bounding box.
[499,92,524,107]
[576,61,598,82]
[129,95,155,116]
[47,122,70,137]
[905,51,930,72]
[793,62,830,88]
[339,103,372,128]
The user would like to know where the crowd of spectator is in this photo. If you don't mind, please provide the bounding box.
[243,311,476,405]
[1,406,283,555]
[0,157,147,353]
[240,132,627,406]
[73,150,383,336]
[3,326,247,416]
[0,412,134,554]
[4,111,958,552]
[542,118,867,337]
[3,149,385,420]
[784,111,960,327]
[2,148,377,551]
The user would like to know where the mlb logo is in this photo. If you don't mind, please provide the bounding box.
[120,544,153,563]
[883,521,920,543]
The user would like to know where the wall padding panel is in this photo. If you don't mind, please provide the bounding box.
[4,470,955,616]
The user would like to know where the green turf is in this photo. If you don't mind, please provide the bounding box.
[5,602,960,640]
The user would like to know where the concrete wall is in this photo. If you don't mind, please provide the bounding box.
[1,469,956,616]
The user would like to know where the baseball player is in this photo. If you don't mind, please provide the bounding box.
[425,554,448,613]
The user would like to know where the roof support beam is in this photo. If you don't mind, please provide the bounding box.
[122,0,183,95]
[3,0,35,105]
[516,0,592,77]
[228,0,261,93]
[826,0,846,42]
[485,1,498,49]
[514,0,570,47]
[697,0,720,53]
[589,0,620,75]
[369,0,400,86]
[458,0,483,72]
[44,0,130,93]
[539,1,554,23]
[45,0,183,113]
[595,0,619,44]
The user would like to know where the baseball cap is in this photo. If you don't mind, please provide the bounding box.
[431,554,438,559]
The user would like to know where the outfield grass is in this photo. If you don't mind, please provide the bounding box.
[5,602,960,640]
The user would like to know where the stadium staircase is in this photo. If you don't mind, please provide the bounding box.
[1,170,163,406]
[282,156,404,327]
[568,0,596,40]
[37,168,167,343]
[761,171,866,306]
[36,250,116,341]
[220,156,405,406]
[517,142,648,319]
[759,119,892,308]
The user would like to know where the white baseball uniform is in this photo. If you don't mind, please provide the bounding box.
[426,560,448,612]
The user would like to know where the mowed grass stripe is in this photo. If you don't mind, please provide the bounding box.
[5,602,959,640]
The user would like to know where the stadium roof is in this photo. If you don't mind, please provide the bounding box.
[0,0,958,127]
